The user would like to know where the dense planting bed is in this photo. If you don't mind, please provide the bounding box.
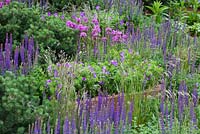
[0,0,200,134]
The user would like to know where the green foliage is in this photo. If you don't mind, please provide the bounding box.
[0,70,49,134]
[0,2,41,44]
[146,1,169,23]
[26,14,78,58]
[74,49,164,96]
[188,23,200,36]
[48,0,89,11]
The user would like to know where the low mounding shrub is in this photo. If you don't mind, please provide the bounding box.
[26,13,78,57]
[0,69,49,134]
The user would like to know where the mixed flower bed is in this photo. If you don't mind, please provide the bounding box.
[0,0,200,134]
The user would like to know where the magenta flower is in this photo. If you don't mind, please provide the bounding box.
[0,2,4,8]
[82,16,88,23]
[92,17,99,25]
[92,25,101,38]
[75,17,81,23]
[5,0,10,5]
[66,21,77,29]
[102,37,107,42]
[77,24,88,32]
[80,32,87,38]
[106,27,112,35]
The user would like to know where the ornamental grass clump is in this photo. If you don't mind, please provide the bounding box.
[30,93,134,134]
[0,33,38,75]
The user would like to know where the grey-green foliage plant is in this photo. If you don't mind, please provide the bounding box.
[146,1,169,23]
[0,70,49,134]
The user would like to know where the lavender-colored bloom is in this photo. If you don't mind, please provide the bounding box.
[5,40,10,70]
[183,82,189,106]
[128,101,134,124]
[54,69,58,77]
[0,47,4,74]
[190,102,197,129]
[61,15,65,20]
[160,115,165,134]
[192,83,198,107]
[178,81,184,121]
[80,12,85,17]
[54,12,58,17]
[46,79,51,86]
[82,77,86,81]
[14,47,19,72]
[96,5,100,11]
[120,51,125,62]
[63,116,69,134]
[111,60,118,66]
[55,115,61,134]
[48,12,51,16]
[47,118,50,134]
[20,43,25,63]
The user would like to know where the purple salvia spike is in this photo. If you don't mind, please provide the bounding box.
[128,100,134,125]
[169,97,174,133]
[20,43,25,63]
[98,93,102,111]
[47,118,50,134]
[34,120,39,134]
[5,41,10,71]
[14,46,19,73]
[10,33,12,53]
[56,114,61,134]
[190,102,197,130]
[178,81,184,122]
[192,83,198,107]
[160,114,165,134]
[188,47,191,66]
[109,96,115,121]
[71,117,76,134]
[165,103,169,120]
[183,82,189,106]
[83,111,87,133]
[63,116,69,134]
[0,45,4,74]
[24,34,28,50]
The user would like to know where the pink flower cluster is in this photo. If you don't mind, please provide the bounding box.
[66,21,77,29]
[66,13,90,38]
[0,0,10,8]
[106,27,128,43]
[92,25,101,39]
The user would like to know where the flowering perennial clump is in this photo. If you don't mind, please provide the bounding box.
[31,93,134,134]
[0,33,38,75]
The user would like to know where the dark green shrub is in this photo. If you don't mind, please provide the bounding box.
[0,2,41,44]
[26,14,78,57]
[0,69,49,134]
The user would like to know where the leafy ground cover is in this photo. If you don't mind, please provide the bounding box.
[0,0,200,134]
